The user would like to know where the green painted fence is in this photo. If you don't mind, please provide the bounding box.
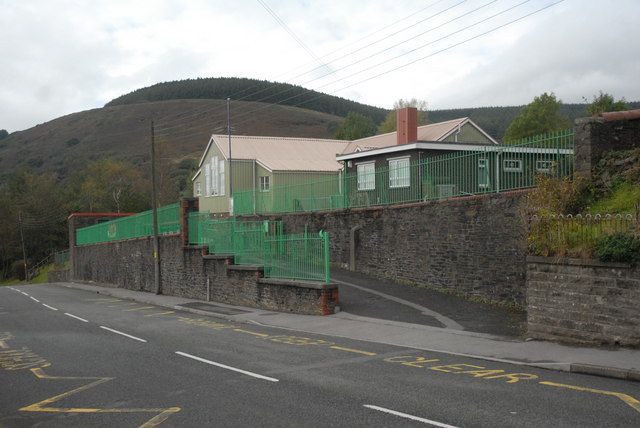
[76,203,181,245]
[188,215,330,283]
[233,130,574,215]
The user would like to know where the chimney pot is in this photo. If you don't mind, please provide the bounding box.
[397,107,418,145]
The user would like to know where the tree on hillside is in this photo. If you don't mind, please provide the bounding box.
[378,98,428,133]
[68,159,150,213]
[334,112,377,140]
[0,129,8,140]
[503,92,570,143]
[0,172,69,279]
[586,91,629,116]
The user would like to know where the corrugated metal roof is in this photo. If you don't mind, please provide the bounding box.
[208,135,350,172]
[341,118,471,153]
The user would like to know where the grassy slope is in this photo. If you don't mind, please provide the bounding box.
[0,99,344,182]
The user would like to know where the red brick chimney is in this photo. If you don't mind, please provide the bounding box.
[396,107,417,145]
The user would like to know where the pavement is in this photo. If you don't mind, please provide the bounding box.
[41,268,640,383]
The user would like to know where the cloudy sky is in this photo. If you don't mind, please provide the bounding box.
[1,0,639,132]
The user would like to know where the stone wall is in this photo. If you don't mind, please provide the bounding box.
[527,256,640,347]
[574,115,640,178]
[243,191,528,305]
[72,234,337,315]
[47,268,69,283]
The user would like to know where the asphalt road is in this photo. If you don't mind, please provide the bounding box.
[1,284,639,427]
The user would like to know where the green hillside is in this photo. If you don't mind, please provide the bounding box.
[106,77,389,124]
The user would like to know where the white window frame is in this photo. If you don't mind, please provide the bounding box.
[260,176,270,192]
[388,156,410,189]
[536,160,553,173]
[503,159,523,173]
[195,181,201,197]
[356,162,375,191]
[204,163,211,197]
[219,159,226,196]
[478,158,489,188]
[210,156,219,196]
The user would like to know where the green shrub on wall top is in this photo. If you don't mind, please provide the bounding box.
[595,233,640,264]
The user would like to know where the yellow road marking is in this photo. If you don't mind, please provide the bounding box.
[144,311,176,317]
[21,366,181,425]
[540,381,640,414]
[124,306,155,312]
[86,298,121,302]
[94,299,123,304]
[329,346,377,356]
[108,303,138,308]
[233,329,269,337]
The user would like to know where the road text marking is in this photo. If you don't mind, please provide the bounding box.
[364,405,459,427]
[123,306,155,312]
[175,351,278,382]
[42,304,58,311]
[144,311,176,317]
[330,345,377,356]
[64,313,88,323]
[99,326,147,343]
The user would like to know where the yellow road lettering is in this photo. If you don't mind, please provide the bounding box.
[233,329,269,337]
[329,346,377,356]
[429,363,484,373]
[144,311,175,317]
[484,373,539,383]
[540,381,640,414]
[384,356,440,368]
[459,369,507,378]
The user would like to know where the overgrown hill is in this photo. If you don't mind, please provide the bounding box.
[106,77,389,123]
[0,99,344,183]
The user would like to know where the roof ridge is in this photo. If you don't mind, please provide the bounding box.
[211,134,347,143]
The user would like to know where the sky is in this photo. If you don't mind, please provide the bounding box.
[1,0,639,132]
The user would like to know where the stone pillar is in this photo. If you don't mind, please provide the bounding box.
[180,198,200,247]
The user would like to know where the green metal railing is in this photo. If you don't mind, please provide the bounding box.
[233,130,574,215]
[76,203,181,245]
[263,231,330,283]
[188,215,330,282]
[54,250,70,266]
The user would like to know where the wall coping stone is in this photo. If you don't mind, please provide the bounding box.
[527,255,631,269]
[237,188,529,220]
[258,277,338,290]
[203,254,234,260]
[227,264,264,272]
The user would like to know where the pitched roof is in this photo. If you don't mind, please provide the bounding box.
[199,135,350,172]
[341,117,497,153]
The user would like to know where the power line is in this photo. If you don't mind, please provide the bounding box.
[224,0,537,126]
[225,0,565,132]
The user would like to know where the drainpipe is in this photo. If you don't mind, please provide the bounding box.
[349,225,362,271]
[495,150,501,193]
[252,159,256,215]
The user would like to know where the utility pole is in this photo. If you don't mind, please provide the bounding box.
[18,211,27,281]
[227,97,233,214]
[150,120,161,295]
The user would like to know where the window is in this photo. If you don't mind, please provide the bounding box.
[503,159,522,172]
[478,158,489,188]
[357,162,375,191]
[388,157,410,188]
[219,159,226,196]
[204,163,211,196]
[195,181,201,197]
[260,176,270,192]
[210,157,219,195]
[536,160,553,173]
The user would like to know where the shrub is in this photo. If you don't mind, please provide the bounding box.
[595,233,640,264]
